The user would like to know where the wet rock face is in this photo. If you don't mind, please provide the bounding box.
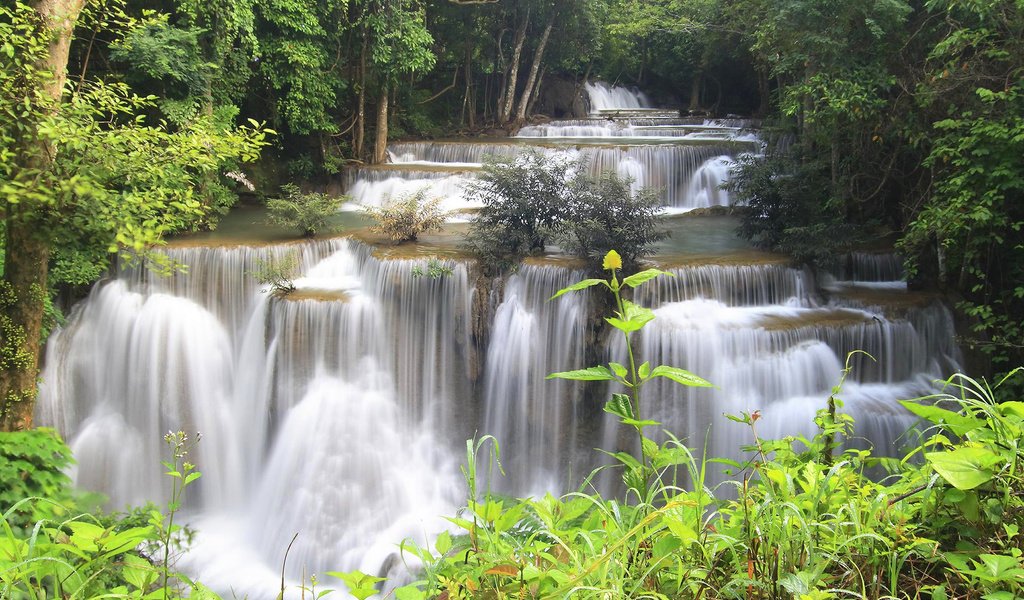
[535,76,589,119]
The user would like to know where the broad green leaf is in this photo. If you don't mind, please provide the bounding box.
[621,300,655,327]
[925,447,1001,490]
[638,361,650,380]
[394,585,426,600]
[546,366,615,381]
[549,278,606,300]
[622,268,672,288]
[604,393,635,420]
[327,570,385,600]
[434,530,451,555]
[608,362,628,378]
[606,316,643,333]
[899,400,978,435]
[122,553,156,590]
[650,365,713,388]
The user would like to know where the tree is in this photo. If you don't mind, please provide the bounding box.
[464,150,584,272]
[466,150,666,273]
[556,171,667,272]
[0,1,268,430]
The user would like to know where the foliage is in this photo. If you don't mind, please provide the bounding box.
[250,251,299,295]
[0,430,216,599]
[556,171,668,272]
[0,428,74,533]
[411,258,454,279]
[466,151,666,274]
[266,184,346,237]
[465,150,584,272]
[365,188,449,243]
[730,144,859,267]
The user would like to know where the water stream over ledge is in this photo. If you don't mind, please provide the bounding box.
[37,84,961,598]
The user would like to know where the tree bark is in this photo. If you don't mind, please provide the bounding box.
[688,71,703,112]
[499,10,529,124]
[1,214,51,431]
[514,16,553,126]
[373,87,389,164]
[355,35,368,160]
[1,0,85,431]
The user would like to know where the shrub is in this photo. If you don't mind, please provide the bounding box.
[729,144,856,267]
[266,183,346,237]
[464,150,586,272]
[249,251,299,295]
[365,188,449,243]
[466,150,665,274]
[557,171,668,272]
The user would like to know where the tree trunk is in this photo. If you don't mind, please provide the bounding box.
[373,87,389,164]
[688,71,703,112]
[514,16,553,126]
[1,214,51,431]
[355,36,367,160]
[525,65,545,117]
[1,0,85,431]
[500,11,529,124]
[463,36,475,128]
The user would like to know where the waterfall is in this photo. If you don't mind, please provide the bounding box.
[39,239,473,597]
[585,81,652,112]
[38,82,962,598]
[481,264,589,495]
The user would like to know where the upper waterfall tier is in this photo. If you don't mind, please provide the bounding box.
[340,81,760,213]
[585,81,652,112]
[343,140,745,211]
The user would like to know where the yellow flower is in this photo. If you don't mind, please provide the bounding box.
[602,250,622,271]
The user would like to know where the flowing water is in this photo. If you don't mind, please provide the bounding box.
[38,83,960,598]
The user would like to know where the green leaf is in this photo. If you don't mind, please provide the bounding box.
[608,362,628,378]
[649,365,713,388]
[546,366,615,381]
[122,553,157,590]
[899,400,978,436]
[434,530,451,555]
[604,393,635,420]
[394,585,426,600]
[925,447,1001,490]
[606,316,644,333]
[550,278,606,300]
[326,570,385,600]
[622,268,672,288]
[638,361,650,380]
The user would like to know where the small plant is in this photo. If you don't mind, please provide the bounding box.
[549,249,713,498]
[411,258,453,279]
[266,183,346,237]
[365,188,449,243]
[250,251,299,295]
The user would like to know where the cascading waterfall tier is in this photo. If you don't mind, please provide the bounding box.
[340,86,758,213]
[39,236,961,597]
[39,239,473,598]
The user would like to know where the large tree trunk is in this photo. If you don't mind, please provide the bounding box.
[373,87,389,164]
[499,11,529,124]
[1,0,85,431]
[1,214,51,431]
[514,16,553,126]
